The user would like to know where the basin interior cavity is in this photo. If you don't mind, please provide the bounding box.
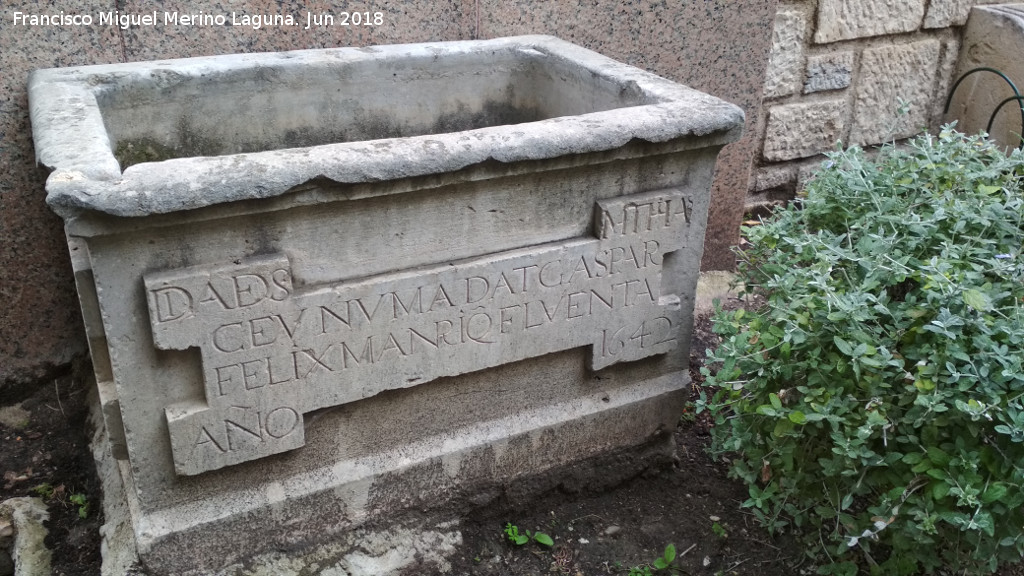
[97,47,652,168]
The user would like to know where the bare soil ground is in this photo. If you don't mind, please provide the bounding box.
[444,413,799,576]
[442,307,800,576]
[0,365,102,576]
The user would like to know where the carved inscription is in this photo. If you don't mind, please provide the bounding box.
[145,189,694,475]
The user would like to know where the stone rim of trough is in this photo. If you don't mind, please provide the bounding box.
[29,34,744,220]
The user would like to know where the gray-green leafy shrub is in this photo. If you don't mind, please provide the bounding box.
[700,128,1024,575]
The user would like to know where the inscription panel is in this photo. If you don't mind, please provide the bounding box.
[145,189,694,475]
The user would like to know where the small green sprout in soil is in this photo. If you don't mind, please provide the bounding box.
[680,401,697,423]
[31,483,89,519]
[504,522,554,547]
[69,493,89,519]
[31,482,55,499]
[628,543,678,575]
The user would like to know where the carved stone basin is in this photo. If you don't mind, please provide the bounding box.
[30,36,742,575]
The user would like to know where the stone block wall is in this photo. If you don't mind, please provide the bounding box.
[0,1,776,394]
[750,0,1005,211]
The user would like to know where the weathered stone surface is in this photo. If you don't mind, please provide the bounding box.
[850,40,941,146]
[815,0,926,43]
[0,510,11,550]
[763,9,806,98]
[220,521,462,576]
[0,0,775,389]
[32,39,741,218]
[924,0,973,28]
[34,37,742,574]
[0,405,29,430]
[694,271,741,314]
[149,189,692,475]
[946,5,1024,150]
[748,164,800,212]
[476,0,779,271]
[798,161,827,192]
[763,101,846,161]
[804,51,854,94]
[0,0,468,396]
[0,498,50,576]
[752,165,797,193]
[86,379,138,575]
[931,39,962,130]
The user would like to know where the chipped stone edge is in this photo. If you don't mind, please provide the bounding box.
[87,380,142,575]
[29,35,744,220]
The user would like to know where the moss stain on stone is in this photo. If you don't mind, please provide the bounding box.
[114,139,180,168]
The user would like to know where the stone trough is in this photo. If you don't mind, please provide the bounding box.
[29,35,743,574]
